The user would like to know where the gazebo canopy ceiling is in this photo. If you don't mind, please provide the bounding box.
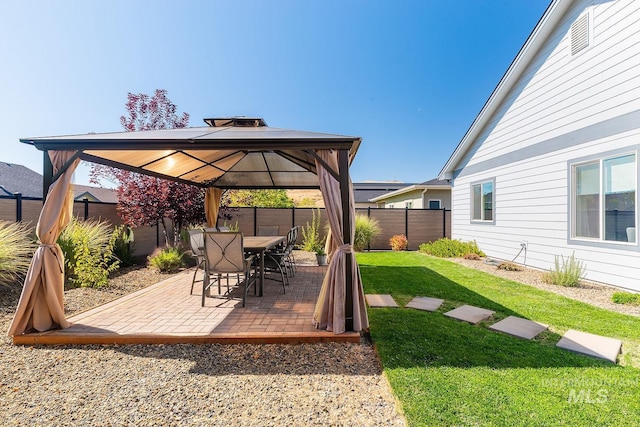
[21,118,362,189]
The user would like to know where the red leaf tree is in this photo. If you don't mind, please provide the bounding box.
[91,89,205,246]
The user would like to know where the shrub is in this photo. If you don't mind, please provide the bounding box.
[301,208,324,252]
[389,234,408,251]
[148,246,185,273]
[498,261,523,271]
[0,221,37,287]
[58,217,120,288]
[113,225,136,267]
[542,252,585,287]
[612,292,640,305]
[354,214,380,251]
[463,253,481,260]
[418,238,485,258]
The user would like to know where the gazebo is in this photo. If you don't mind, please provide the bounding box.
[8,117,368,338]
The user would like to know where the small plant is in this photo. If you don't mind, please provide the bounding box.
[354,214,381,251]
[148,246,185,273]
[222,220,240,232]
[0,220,37,287]
[58,217,120,288]
[542,252,585,287]
[301,208,324,252]
[113,225,136,267]
[463,253,481,260]
[314,245,326,256]
[389,234,408,251]
[498,261,523,271]
[418,238,485,258]
[612,292,640,305]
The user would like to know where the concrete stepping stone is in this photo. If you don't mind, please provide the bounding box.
[489,316,548,340]
[406,297,444,312]
[365,294,398,308]
[444,304,494,324]
[556,329,622,363]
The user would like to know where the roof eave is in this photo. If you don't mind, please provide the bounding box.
[438,0,572,179]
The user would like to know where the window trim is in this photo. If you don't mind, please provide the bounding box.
[470,178,495,224]
[568,147,638,250]
[428,199,442,210]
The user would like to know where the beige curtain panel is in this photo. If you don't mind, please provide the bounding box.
[8,151,80,336]
[205,187,223,228]
[312,149,368,334]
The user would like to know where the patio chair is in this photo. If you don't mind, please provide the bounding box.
[202,231,257,307]
[188,229,205,295]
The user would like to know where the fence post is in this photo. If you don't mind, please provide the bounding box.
[253,206,257,236]
[14,192,22,222]
[405,207,409,239]
[83,198,89,220]
[292,206,295,229]
[443,208,446,238]
[367,207,371,251]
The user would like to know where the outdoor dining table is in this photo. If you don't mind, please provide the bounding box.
[243,235,286,297]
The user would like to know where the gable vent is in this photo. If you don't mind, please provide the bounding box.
[570,13,590,55]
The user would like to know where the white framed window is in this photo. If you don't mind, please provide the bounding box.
[571,152,636,243]
[428,199,441,210]
[471,179,494,222]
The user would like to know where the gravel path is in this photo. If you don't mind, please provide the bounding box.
[0,255,405,426]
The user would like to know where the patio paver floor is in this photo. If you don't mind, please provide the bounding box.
[13,265,360,346]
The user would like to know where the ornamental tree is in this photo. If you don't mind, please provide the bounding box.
[91,90,211,246]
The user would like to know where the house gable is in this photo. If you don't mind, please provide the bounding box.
[439,0,640,291]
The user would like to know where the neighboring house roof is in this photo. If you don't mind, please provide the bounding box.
[352,182,414,203]
[439,0,569,179]
[369,179,450,202]
[72,184,118,203]
[0,162,43,198]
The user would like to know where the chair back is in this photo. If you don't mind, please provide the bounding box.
[258,225,279,236]
[188,229,204,257]
[203,232,246,273]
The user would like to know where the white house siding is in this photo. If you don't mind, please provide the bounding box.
[451,0,640,291]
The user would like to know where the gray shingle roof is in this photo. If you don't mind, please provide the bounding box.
[0,162,42,198]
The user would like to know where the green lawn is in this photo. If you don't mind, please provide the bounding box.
[357,251,640,427]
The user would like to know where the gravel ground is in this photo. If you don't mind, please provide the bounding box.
[0,253,405,427]
[3,252,637,426]
[447,256,640,317]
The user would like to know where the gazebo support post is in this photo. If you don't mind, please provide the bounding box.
[43,150,53,203]
[338,149,353,331]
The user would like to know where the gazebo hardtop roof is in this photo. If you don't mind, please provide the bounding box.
[21,118,361,189]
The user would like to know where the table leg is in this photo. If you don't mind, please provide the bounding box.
[259,249,265,297]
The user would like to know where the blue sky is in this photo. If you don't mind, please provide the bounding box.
[1,0,550,186]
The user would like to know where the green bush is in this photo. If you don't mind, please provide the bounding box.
[58,217,120,288]
[542,252,585,287]
[0,221,37,286]
[113,225,137,267]
[301,208,324,252]
[148,246,185,273]
[612,292,640,305]
[354,214,380,251]
[418,238,485,258]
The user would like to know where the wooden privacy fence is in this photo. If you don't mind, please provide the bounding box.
[226,206,451,251]
[0,195,161,257]
[1,194,451,254]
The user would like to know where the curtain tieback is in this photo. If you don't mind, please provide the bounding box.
[38,243,65,273]
[337,243,353,254]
